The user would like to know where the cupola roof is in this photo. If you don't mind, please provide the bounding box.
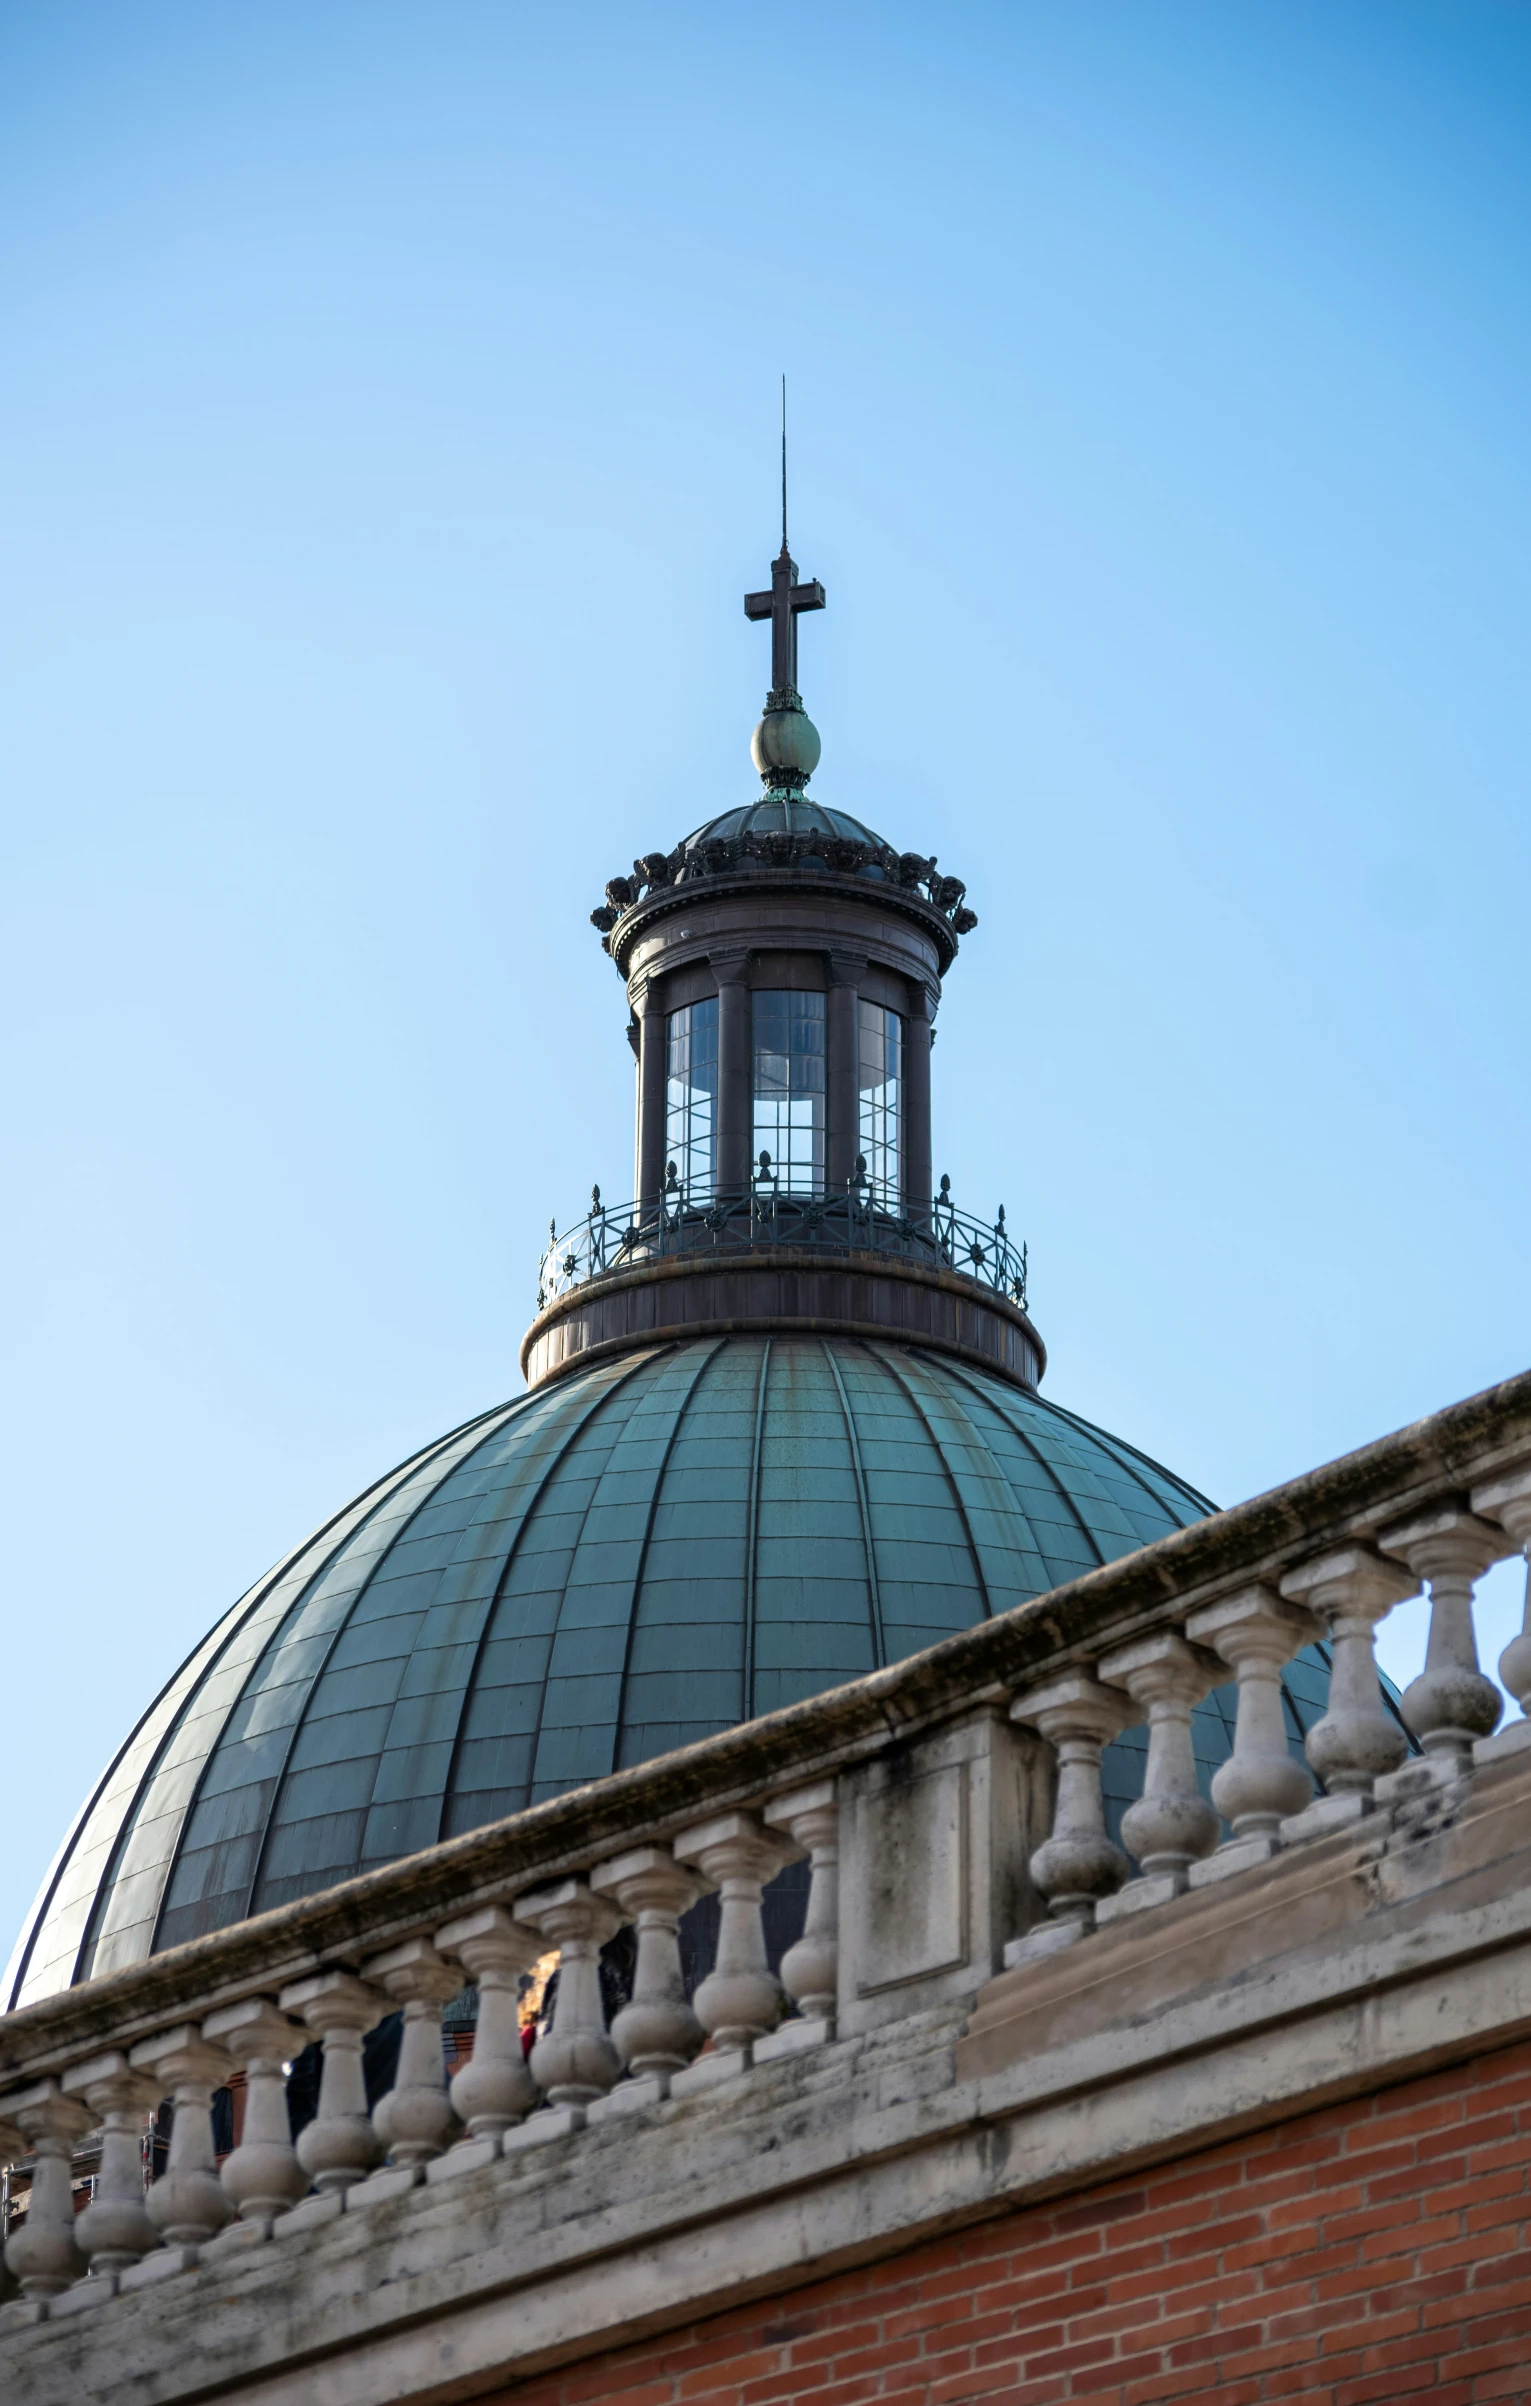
[680,795,890,854]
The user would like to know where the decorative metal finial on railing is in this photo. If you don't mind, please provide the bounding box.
[750,1150,780,1243]
[534,1172,1029,1316]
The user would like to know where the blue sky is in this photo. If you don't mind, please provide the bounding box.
[2,1,1528,1948]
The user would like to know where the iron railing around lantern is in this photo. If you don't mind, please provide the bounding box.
[535,1162,1028,1314]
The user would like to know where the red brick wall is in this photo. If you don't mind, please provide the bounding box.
[502,2037,1531,2406]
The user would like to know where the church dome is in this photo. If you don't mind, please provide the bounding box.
[7,1333,1323,2013]
[9,516,1362,2018]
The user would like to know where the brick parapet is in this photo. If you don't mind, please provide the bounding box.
[496,2037,1531,2406]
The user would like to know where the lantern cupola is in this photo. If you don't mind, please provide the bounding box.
[534,520,1024,1392]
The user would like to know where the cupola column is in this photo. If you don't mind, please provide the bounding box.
[713,953,753,1201]
[904,986,934,1225]
[826,953,865,1194]
[633,977,668,1210]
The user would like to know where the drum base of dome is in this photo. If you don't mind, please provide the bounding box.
[519,1249,1046,1392]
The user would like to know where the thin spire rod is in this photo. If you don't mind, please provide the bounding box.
[781,373,788,553]
[744,387,824,728]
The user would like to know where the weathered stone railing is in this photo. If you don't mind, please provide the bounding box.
[3,1366,1530,2336]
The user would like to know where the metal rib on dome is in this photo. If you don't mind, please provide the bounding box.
[7,1338,1352,2011]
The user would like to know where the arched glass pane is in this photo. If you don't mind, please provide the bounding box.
[858,1002,902,1205]
[752,991,825,1194]
[666,999,718,1199]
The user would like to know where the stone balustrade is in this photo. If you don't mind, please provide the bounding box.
[4,1366,1531,2338]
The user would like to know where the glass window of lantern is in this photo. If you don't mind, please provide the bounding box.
[752,991,825,1194]
[858,1001,903,1205]
[665,998,718,1200]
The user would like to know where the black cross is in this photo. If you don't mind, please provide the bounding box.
[744,544,825,705]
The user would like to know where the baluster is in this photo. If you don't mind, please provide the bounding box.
[590,1844,706,2103]
[1096,1631,1222,1912]
[2,2084,92,2298]
[1378,1504,1508,1768]
[513,1880,623,2127]
[365,1939,461,2176]
[673,1810,799,2069]
[764,1780,839,2035]
[1472,1460,1531,1725]
[1007,1673,1133,1961]
[61,2054,159,2278]
[0,2111,26,2317]
[278,1971,386,2198]
[435,1906,542,2146]
[0,2108,22,2243]
[128,2027,235,2249]
[1185,1584,1319,1875]
[203,1999,308,2227]
[1279,1547,1417,1828]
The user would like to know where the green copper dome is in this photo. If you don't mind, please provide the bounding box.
[8,1333,1321,2011]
